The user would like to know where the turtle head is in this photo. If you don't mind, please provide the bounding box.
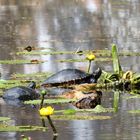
[28,81,36,89]
[90,68,102,83]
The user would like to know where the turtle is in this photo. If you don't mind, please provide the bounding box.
[3,81,40,101]
[41,68,102,87]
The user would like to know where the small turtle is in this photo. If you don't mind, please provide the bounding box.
[3,81,39,101]
[41,68,102,87]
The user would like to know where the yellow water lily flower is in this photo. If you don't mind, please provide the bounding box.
[39,106,54,116]
[86,52,96,61]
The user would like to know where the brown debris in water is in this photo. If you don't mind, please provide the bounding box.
[61,90,102,109]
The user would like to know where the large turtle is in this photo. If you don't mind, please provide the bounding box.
[41,68,102,87]
[3,81,40,101]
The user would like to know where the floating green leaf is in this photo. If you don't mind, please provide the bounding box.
[124,95,140,100]
[24,98,77,105]
[128,110,140,114]
[0,125,47,132]
[52,115,111,120]
[63,109,76,115]
[0,80,31,90]
[55,105,114,114]
[11,72,52,79]
[0,117,11,122]
[56,58,112,63]
[0,60,45,64]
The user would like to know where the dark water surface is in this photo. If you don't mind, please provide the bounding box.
[0,0,140,140]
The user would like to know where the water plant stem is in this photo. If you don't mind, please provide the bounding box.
[40,94,45,109]
[41,118,46,127]
[113,91,120,112]
[47,115,57,135]
[112,44,123,76]
[87,60,91,73]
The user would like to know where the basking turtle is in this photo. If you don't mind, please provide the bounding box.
[41,68,102,87]
[3,81,39,101]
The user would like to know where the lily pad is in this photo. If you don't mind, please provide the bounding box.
[24,98,77,105]
[55,105,114,114]
[52,115,111,120]
[124,95,140,100]
[0,80,31,89]
[0,117,11,122]
[16,51,75,55]
[0,60,45,64]
[56,58,112,63]
[128,110,140,114]
[11,72,52,79]
[63,109,77,115]
[0,125,47,132]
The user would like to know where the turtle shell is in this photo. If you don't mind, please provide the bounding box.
[42,68,101,87]
[3,85,39,101]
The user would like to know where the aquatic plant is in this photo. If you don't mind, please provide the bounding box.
[112,44,123,77]
[113,91,120,112]
[128,110,140,114]
[86,51,96,73]
[11,72,52,79]
[39,106,57,135]
[0,117,11,122]
[0,59,45,64]
[52,114,111,120]
[25,98,77,105]
[0,125,46,132]
[39,106,54,116]
[55,105,113,114]
[40,90,47,109]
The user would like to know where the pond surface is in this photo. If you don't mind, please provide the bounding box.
[0,0,140,140]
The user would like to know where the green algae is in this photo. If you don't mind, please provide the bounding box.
[0,125,47,132]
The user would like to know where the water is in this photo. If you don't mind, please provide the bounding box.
[0,0,140,139]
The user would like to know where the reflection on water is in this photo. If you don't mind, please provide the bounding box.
[0,0,140,140]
